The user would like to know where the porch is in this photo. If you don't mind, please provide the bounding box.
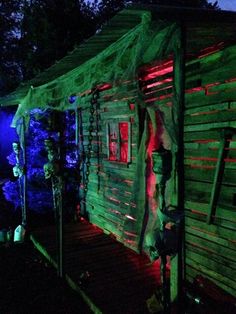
[30,219,161,314]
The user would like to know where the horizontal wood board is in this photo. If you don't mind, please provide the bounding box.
[79,84,139,248]
[184,44,236,297]
[31,221,161,313]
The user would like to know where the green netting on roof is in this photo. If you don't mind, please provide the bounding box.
[10,9,182,253]
[12,10,178,127]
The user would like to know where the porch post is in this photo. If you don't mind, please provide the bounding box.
[170,21,186,310]
[22,116,27,226]
[75,108,79,161]
[58,177,64,278]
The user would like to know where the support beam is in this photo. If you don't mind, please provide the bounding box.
[170,21,186,311]
[22,116,27,226]
[206,128,235,224]
[75,108,79,161]
[58,177,64,278]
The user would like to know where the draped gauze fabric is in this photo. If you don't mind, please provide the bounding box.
[12,10,180,252]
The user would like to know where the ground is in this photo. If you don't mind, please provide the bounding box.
[0,185,235,314]
[0,186,91,314]
[0,241,92,314]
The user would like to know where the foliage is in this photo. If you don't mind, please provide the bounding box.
[97,0,219,23]
[3,110,53,213]
[2,109,78,215]
[2,180,21,210]
[0,0,219,96]
[0,0,23,95]
[130,0,219,9]
[19,0,99,81]
[0,0,99,95]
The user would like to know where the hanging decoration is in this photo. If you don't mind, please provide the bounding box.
[43,137,64,277]
[145,145,183,312]
[12,141,26,242]
[79,88,100,216]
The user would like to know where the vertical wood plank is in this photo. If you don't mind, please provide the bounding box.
[170,22,186,308]
[22,116,27,226]
[206,129,233,224]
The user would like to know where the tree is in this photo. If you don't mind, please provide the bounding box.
[95,0,219,30]
[130,0,219,9]
[19,0,99,81]
[0,0,99,95]
[96,0,127,23]
[0,0,219,96]
[0,0,23,95]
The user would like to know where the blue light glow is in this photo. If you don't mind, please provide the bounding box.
[68,95,78,104]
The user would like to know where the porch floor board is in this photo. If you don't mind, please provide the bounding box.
[30,219,161,314]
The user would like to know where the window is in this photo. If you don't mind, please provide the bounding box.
[107,122,130,163]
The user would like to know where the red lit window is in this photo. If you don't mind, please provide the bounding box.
[107,122,130,163]
[138,57,174,105]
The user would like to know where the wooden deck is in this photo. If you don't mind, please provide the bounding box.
[30,219,161,314]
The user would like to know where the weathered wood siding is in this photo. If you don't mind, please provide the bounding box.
[80,82,139,249]
[184,44,236,296]
[79,43,236,295]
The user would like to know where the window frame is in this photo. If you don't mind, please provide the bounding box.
[106,121,131,164]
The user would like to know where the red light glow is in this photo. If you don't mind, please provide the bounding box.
[125,214,137,221]
[225,77,236,83]
[194,140,218,143]
[224,158,236,163]
[144,93,173,103]
[123,179,133,185]
[129,103,135,110]
[198,47,221,58]
[124,231,138,237]
[144,78,173,90]
[143,66,173,81]
[125,191,132,195]
[185,87,204,94]
[119,122,129,163]
[141,60,173,81]
[190,165,216,169]
[97,83,112,91]
[198,43,224,59]
[189,156,218,161]
[191,209,207,216]
[108,208,122,215]
[108,197,120,204]
[124,239,137,246]
[190,110,219,116]
[79,89,92,97]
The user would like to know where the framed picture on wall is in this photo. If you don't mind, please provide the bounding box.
[106,121,131,163]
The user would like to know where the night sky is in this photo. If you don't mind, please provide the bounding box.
[218,0,236,11]
[86,0,236,11]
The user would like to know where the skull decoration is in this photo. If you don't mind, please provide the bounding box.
[145,230,160,261]
[44,138,58,162]
[12,142,21,155]
[13,164,24,178]
[43,162,60,179]
[12,141,24,177]
[152,145,172,212]
[43,138,60,179]
[145,228,178,261]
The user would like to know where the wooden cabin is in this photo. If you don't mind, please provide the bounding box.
[1,5,236,312]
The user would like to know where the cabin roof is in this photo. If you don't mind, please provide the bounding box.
[1,5,236,110]
[0,8,146,107]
